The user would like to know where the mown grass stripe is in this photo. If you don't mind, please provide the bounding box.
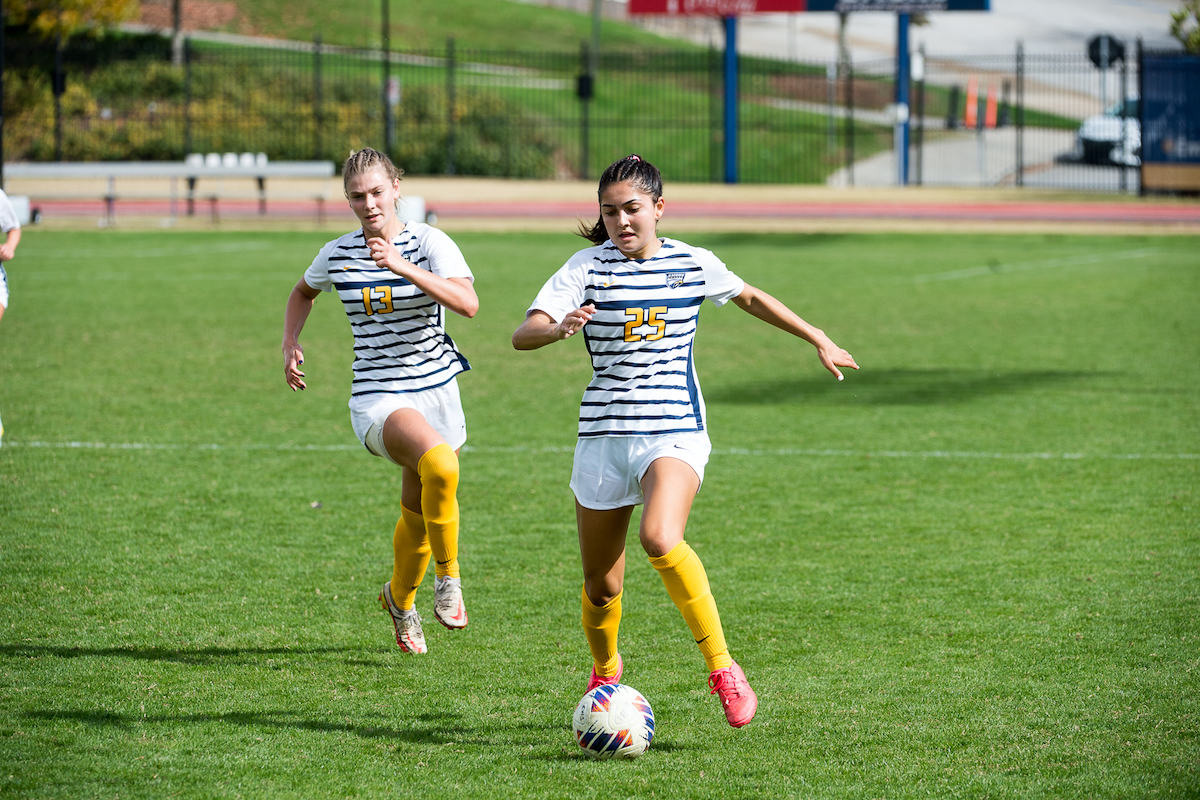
[5,440,1196,460]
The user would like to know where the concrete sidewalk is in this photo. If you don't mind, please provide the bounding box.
[829,129,1077,188]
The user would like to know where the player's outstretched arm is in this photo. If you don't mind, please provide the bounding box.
[512,305,595,350]
[282,279,321,391]
[731,283,858,381]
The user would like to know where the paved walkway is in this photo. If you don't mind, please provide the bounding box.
[829,128,1076,187]
[629,0,1179,64]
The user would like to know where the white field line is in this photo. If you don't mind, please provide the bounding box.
[903,248,1161,284]
[4,441,1196,460]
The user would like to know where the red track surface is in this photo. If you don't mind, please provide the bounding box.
[428,200,1200,224]
[28,197,1200,225]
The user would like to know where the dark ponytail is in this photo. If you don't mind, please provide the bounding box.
[577,154,664,245]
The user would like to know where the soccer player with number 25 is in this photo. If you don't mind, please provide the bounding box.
[512,154,858,728]
[283,148,478,655]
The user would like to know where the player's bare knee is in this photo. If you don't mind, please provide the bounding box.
[638,527,680,559]
[583,580,621,608]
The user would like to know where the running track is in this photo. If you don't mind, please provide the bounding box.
[28,197,1200,226]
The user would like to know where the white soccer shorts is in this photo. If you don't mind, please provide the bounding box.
[355,378,467,465]
[570,431,712,511]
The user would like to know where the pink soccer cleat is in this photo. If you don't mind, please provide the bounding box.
[586,654,624,693]
[708,660,758,728]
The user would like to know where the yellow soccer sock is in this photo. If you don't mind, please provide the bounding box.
[581,586,623,676]
[391,504,431,609]
[649,541,732,673]
[418,443,461,580]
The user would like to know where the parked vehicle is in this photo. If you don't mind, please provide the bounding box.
[1078,97,1141,165]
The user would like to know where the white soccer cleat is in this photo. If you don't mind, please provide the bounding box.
[432,575,468,630]
[380,581,427,654]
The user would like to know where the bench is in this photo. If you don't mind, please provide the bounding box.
[4,157,336,224]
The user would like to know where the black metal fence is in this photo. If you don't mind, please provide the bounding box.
[903,49,1141,194]
[2,28,1145,192]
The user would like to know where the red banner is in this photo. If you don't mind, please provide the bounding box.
[628,0,807,14]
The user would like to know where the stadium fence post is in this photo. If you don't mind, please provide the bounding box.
[184,37,193,156]
[1015,41,1024,188]
[446,37,456,176]
[914,45,925,186]
[381,0,392,154]
[722,15,738,184]
[313,33,323,161]
[845,55,855,187]
[1,5,5,190]
[827,59,836,154]
[710,44,720,182]
[1119,43,1128,194]
[579,40,590,180]
[53,34,64,161]
[1136,37,1143,197]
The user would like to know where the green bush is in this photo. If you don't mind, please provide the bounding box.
[393,88,558,178]
[5,53,562,177]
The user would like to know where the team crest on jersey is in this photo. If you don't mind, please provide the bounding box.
[666,272,686,289]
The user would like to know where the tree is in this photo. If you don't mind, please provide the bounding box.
[1171,0,1200,54]
[3,0,138,42]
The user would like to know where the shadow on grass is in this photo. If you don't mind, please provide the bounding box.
[531,736,688,762]
[706,368,1108,406]
[23,708,614,753]
[23,708,474,746]
[0,643,353,666]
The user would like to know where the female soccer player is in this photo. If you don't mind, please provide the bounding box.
[512,155,857,728]
[283,148,478,654]
[0,187,23,447]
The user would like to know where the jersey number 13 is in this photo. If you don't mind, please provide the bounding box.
[361,285,394,316]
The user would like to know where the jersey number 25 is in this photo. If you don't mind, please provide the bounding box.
[624,306,667,342]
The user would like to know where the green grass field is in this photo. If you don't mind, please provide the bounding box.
[225,0,688,52]
[1,227,1197,798]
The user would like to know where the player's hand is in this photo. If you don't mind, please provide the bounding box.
[817,339,859,382]
[366,236,411,276]
[283,343,307,391]
[556,303,595,340]
[0,244,14,261]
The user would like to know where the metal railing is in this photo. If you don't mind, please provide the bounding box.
[905,49,1140,193]
[3,29,1143,192]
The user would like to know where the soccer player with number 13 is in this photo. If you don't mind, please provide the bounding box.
[283,148,478,655]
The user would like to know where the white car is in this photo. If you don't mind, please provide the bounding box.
[1078,97,1141,166]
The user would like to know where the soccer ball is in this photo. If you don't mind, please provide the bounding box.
[572,683,655,759]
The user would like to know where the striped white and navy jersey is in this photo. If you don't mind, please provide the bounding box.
[528,238,744,438]
[304,223,473,398]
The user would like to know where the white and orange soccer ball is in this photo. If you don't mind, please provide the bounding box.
[571,683,655,759]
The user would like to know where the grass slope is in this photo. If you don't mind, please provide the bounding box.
[0,228,1197,798]
[224,0,689,52]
